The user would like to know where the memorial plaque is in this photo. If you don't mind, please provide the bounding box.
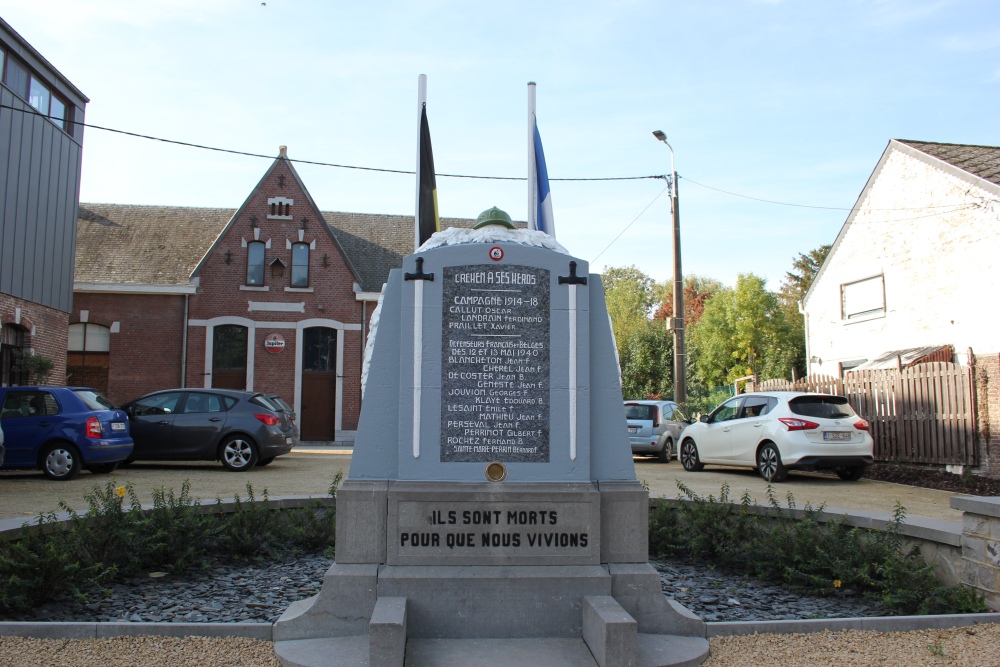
[440,264,550,462]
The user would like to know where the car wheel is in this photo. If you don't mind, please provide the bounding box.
[257,456,275,467]
[835,465,867,481]
[756,443,788,482]
[220,435,259,471]
[87,462,120,475]
[680,439,704,472]
[41,442,82,481]
[657,439,673,463]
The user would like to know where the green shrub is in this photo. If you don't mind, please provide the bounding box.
[650,483,986,616]
[0,480,337,616]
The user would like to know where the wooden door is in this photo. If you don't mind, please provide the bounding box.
[300,327,337,441]
[212,325,247,390]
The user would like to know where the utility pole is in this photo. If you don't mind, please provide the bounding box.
[653,130,685,404]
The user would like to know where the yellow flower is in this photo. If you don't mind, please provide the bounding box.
[116,486,126,498]
[833,580,842,589]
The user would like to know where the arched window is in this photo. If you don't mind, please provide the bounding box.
[67,323,111,393]
[291,242,310,288]
[247,241,265,286]
[1,323,28,387]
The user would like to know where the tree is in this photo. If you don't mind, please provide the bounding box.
[778,244,831,377]
[602,266,672,399]
[691,273,797,387]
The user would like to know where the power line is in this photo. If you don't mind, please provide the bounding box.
[1,102,990,211]
[591,185,670,263]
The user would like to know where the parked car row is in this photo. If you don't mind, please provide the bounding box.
[0,386,298,481]
[624,391,875,482]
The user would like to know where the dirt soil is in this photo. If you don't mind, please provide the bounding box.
[3,625,1000,666]
[864,463,1000,497]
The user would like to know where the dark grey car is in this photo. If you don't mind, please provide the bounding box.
[121,389,297,471]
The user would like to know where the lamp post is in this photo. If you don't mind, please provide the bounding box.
[652,130,685,404]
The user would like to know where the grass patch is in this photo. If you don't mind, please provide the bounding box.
[649,481,986,616]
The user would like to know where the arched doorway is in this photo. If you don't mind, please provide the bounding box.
[212,324,248,390]
[300,326,337,441]
[67,323,111,393]
[1,323,28,387]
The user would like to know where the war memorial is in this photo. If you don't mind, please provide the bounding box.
[273,213,710,666]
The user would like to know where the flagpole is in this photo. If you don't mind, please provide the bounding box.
[414,74,427,252]
[412,74,427,459]
[527,81,537,231]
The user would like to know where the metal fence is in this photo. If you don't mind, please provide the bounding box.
[755,362,976,465]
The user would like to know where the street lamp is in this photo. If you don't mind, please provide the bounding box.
[652,130,685,404]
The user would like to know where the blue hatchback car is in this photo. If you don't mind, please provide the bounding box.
[0,386,133,480]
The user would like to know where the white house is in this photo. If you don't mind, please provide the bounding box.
[802,139,1000,376]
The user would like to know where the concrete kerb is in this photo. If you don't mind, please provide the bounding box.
[1,495,997,643]
[4,613,1000,643]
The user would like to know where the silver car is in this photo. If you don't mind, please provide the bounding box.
[624,400,690,462]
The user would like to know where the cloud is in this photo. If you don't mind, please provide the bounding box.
[937,29,1000,52]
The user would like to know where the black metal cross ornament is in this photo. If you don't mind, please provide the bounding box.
[404,257,435,281]
[277,173,285,188]
[558,261,587,285]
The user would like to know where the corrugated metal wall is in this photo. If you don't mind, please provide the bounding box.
[0,80,83,314]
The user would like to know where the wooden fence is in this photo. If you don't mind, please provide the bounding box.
[755,362,976,465]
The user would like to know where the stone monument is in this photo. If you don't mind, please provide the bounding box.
[273,212,709,667]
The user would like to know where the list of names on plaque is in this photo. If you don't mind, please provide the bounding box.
[441,264,550,462]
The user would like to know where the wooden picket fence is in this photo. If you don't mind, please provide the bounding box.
[755,362,976,465]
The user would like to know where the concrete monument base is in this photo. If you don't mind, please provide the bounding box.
[273,481,709,667]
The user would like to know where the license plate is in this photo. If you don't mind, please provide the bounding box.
[111,422,126,431]
[628,426,638,434]
[823,431,851,441]
[286,437,293,445]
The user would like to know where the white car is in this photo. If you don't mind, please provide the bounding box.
[678,392,874,482]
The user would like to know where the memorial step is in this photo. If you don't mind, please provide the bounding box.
[274,634,710,667]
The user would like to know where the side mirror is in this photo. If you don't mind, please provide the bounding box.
[699,414,709,424]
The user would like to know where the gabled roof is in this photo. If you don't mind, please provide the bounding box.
[896,140,1000,187]
[189,149,365,287]
[75,204,478,292]
[802,138,1000,308]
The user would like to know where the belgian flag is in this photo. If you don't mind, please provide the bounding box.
[417,104,440,248]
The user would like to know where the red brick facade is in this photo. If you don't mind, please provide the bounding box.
[74,155,368,438]
[69,292,186,405]
[0,293,69,385]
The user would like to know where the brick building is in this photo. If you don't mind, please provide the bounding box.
[74,148,473,440]
[1,17,88,386]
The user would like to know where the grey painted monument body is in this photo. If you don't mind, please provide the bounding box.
[274,226,708,667]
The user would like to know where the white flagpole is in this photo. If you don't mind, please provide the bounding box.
[527,81,537,231]
[414,74,427,252]
[412,74,427,459]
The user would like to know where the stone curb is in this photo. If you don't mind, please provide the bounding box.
[4,613,1000,642]
[0,621,273,640]
[706,612,1000,637]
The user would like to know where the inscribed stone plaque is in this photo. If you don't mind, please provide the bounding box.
[440,264,550,462]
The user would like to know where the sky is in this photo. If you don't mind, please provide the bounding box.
[2,0,998,289]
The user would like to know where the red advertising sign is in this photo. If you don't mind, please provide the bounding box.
[264,333,285,354]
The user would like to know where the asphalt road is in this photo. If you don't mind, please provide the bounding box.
[0,448,963,524]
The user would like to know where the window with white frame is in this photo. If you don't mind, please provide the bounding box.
[247,241,265,286]
[291,242,309,288]
[841,275,885,320]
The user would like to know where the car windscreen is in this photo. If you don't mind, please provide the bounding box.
[624,404,656,421]
[788,395,857,419]
[251,394,280,412]
[270,396,293,412]
[73,389,116,410]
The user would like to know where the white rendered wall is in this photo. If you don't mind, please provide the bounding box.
[804,147,1000,375]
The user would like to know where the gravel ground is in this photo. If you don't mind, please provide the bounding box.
[3,626,1000,666]
[701,624,1000,667]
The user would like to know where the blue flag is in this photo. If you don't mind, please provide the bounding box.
[533,120,555,237]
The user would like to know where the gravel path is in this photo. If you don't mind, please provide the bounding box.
[3,626,999,666]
